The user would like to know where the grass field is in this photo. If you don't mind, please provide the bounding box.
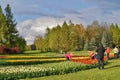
[0,50,89,57]
[24,58,120,80]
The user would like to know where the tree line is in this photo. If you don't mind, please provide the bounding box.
[0,4,26,51]
[28,20,120,53]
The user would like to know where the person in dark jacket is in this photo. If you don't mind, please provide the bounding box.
[96,43,105,70]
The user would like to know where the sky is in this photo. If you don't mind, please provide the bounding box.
[0,0,120,45]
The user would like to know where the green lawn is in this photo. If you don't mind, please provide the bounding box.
[24,58,120,80]
[0,50,89,57]
[24,50,89,56]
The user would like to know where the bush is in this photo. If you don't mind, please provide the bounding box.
[11,47,20,54]
[0,46,20,54]
[0,46,7,54]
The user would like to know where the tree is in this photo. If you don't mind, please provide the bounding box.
[47,25,62,53]
[89,37,96,50]
[0,6,8,45]
[85,20,100,41]
[34,36,44,52]
[5,4,18,47]
[84,40,90,50]
[101,31,112,48]
[30,44,36,50]
[71,24,85,50]
[15,36,26,52]
[44,27,51,52]
[110,23,120,46]
[0,4,27,52]
[53,25,62,52]
[60,21,71,53]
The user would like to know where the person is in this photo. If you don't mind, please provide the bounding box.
[96,43,105,70]
[89,50,95,59]
[105,47,110,60]
[64,52,73,61]
[118,46,120,58]
[113,46,119,58]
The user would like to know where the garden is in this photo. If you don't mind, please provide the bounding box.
[0,3,120,80]
[0,50,115,80]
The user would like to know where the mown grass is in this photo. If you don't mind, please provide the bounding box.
[24,58,120,80]
[0,50,89,57]
[26,50,89,57]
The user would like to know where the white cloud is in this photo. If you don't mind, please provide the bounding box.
[17,17,64,45]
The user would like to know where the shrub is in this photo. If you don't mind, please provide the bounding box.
[11,47,20,54]
[0,46,10,54]
[0,46,20,54]
[0,46,6,54]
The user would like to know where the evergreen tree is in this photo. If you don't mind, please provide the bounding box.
[15,36,26,51]
[95,32,103,46]
[84,40,90,50]
[89,37,96,50]
[0,6,8,45]
[2,4,26,51]
[110,23,120,46]
[101,31,113,48]
[5,4,18,47]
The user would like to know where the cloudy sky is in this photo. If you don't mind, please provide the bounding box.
[0,0,120,45]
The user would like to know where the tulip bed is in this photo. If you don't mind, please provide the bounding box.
[71,56,108,64]
[5,55,65,59]
[5,58,66,65]
[0,54,113,65]
[0,55,90,65]
[0,61,98,80]
[0,56,66,65]
[71,53,115,64]
[0,55,65,59]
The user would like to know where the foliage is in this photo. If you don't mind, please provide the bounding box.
[4,4,18,47]
[0,4,26,52]
[34,36,44,52]
[33,20,120,52]
[0,46,20,54]
[0,6,8,45]
[101,31,112,47]
[84,40,90,50]
[89,37,96,50]
[110,23,120,46]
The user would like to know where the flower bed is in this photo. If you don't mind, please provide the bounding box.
[0,58,66,65]
[70,59,98,64]
[0,54,111,79]
[0,61,97,80]
[0,56,66,65]
[0,53,114,65]
[72,56,90,60]
[70,56,108,64]
[0,56,7,59]
[1,55,64,59]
